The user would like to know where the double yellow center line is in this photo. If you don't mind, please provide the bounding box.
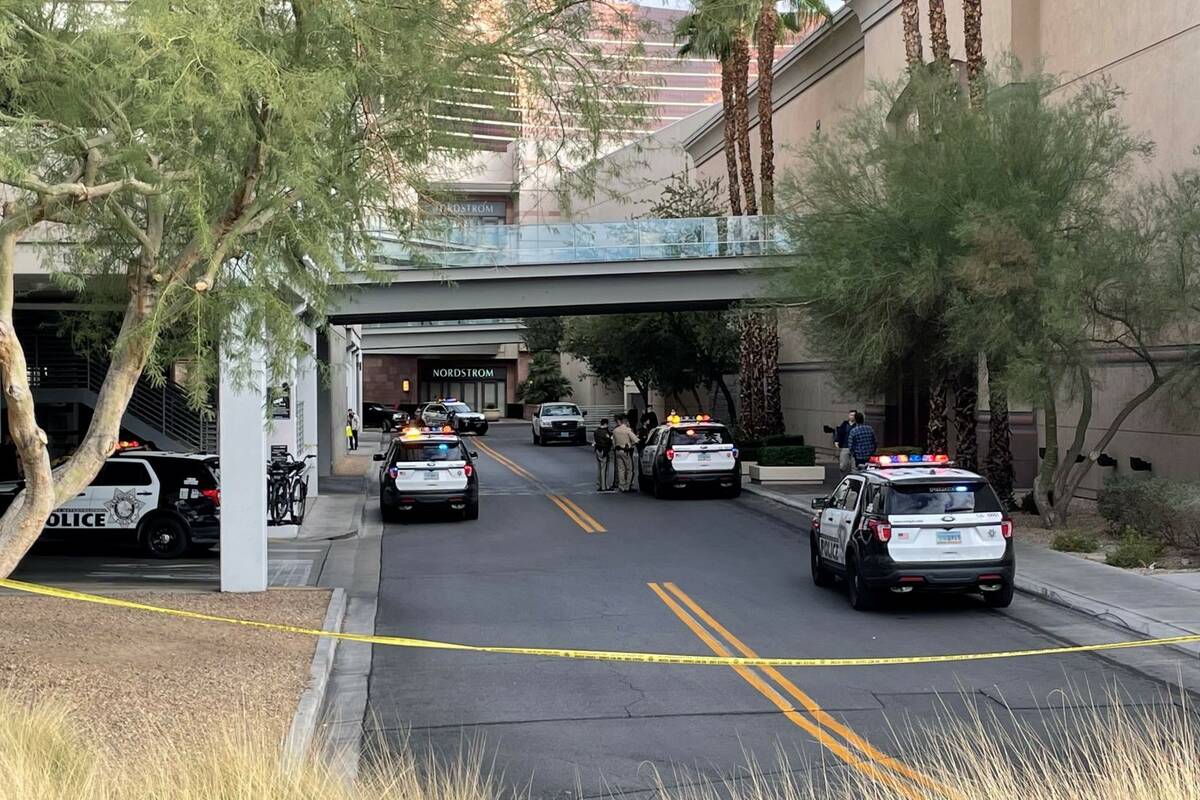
[472,439,606,533]
[649,582,958,800]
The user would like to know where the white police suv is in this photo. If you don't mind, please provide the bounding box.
[0,443,221,558]
[638,414,740,498]
[374,425,479,521]
[810,454,1014,611]
[421,398,489,436]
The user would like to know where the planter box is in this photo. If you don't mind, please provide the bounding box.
[750,465,825,484]
[483,409,502,422]
[740,461,757,477]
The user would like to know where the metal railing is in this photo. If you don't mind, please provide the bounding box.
[24,334,217,453]
[369,215,787,268]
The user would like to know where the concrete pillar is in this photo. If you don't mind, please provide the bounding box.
[316,330,333,480]
[297,325,320,496]
[219,335,268,593]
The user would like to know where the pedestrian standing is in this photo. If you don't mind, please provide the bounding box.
[833,409,857,474]
[846,411,877,469]
[612,415,639,492]
[593,418,614,492]
[346,409,359,451]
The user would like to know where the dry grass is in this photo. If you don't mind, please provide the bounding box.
[2,690,1200,799]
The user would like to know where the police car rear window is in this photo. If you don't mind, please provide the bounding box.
[887,482,1001,515]
[669,427,731,446]
[394,442,465,462]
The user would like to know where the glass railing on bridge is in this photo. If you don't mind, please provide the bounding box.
[369,216,784,268]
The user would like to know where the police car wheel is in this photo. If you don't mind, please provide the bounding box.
[380,502,400,523]
[464,499,479,520]
[983,581,1014,609]
[846,554,879,611]
[140,517,189,559]
[810,535,834,588]
[651,468,669,499]
[638,472,651,493]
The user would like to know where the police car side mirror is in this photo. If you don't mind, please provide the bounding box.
[470,451,478,458]
[372,453,384,461]
[811,497,828,510]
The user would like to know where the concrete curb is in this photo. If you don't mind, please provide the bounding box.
[285,586,348,757]
[741,483,1200,658]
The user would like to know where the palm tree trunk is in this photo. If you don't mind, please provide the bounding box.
[901,0,923,69]
[731,31,757,216]
[927,373,949,453]
[985,380,1015,509]
[719,55,743,217]
[755,0,778,215]
[953,367,979,472]
[762,310,785,436]
[963,0,986,108]
[928,0,950,65]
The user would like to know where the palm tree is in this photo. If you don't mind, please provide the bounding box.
[900,0,922,68]
[675,12,742,215]
[754,0,829,214]
[731,28,757,215]
[963,0,986,107]
[928,0,950,66]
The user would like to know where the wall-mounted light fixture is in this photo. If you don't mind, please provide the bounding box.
[402,379,411,393]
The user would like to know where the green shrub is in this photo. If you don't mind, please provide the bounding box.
[1105,529,1164,568]
[757,445,816,467]
[1098,478,1200,549]
[736,438,765,463]
[763,434,805,447]
[877,445,924,456]
[1051,530,1099,553]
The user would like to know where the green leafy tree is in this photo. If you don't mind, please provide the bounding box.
[520,317,565,354]
[517,352,574,405]
[0,0,648,576]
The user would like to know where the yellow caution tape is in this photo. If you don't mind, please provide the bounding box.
[2,577,1198,667]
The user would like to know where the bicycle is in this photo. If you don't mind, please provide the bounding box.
[267,453,314,525]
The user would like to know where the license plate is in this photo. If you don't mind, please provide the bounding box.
[936,530,962,545]
[698,452,711,462]
[559,432,571,438]
[423,471,439,482]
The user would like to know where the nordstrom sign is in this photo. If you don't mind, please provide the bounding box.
[424,365,503,380]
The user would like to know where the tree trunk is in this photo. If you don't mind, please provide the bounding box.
[731,32,757,216]
[717,375,737,425]
[0,227,56,579]
[927,372,949,453]
[755,0,778,215]
[738,313,763,438]
[928,0,950,65]
[952,367,978,472]
[984,381,1014,510]
[963,0,986,109]
[1033,384,1059,527]
[719,55,743,217]
[901,0,923,69]
[762,311,785,436]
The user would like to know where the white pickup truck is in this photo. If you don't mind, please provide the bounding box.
[531,402,588,446]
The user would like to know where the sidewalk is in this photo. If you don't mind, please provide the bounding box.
[743,478,1200,657]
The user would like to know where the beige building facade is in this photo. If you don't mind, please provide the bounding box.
[570,0,1200,496]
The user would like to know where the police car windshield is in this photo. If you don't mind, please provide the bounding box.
[541,405,578,417]
[446,403,472,413]
[887,482,1001,515]
[669,427,731,446]
[395,442,463,462]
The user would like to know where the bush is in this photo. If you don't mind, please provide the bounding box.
[763,434,805,447]
[1051,530,1099,553]
[736,438,765,463]
[878,445,924,456]
[758,445,816,467]
[1105,529,1164,568]
[1098,477,1200,549]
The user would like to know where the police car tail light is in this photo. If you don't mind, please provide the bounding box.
[463,464,474,478]
[441,425,454,433]
[201,488,220,507]
[732,447,739,459]
[665,448,676,461]
[1000,519,1013,539]
[867,518,892,542]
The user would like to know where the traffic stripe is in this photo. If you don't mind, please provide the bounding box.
[647,582,929,800]
[474,440,536,481]
[555,495,606,533]
[661,582,958,800]
[548,494,600,533]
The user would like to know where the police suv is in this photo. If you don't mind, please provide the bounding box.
[809,454,1014,611]
[638,415,741,498]
[374,425,479,521]
[0,444,221,559]
[420,399,489,436]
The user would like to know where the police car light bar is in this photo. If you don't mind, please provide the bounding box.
[868,453,952,466]
[667,414,716,425]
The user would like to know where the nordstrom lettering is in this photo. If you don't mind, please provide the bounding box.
[427,366,501,380]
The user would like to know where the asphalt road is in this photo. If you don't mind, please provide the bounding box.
[366,424,1189,798]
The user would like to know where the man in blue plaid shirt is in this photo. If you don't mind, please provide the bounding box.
[846,411,877,468]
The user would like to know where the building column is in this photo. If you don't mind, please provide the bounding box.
[219,335,268,593]
[316,329,333,480]
[297,325,320,497]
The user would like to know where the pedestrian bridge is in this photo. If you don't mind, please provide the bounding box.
[328,216,786,323]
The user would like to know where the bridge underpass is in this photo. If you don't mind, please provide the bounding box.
[329,215,783,324]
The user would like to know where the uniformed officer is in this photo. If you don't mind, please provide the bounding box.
[611,415,639,492]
